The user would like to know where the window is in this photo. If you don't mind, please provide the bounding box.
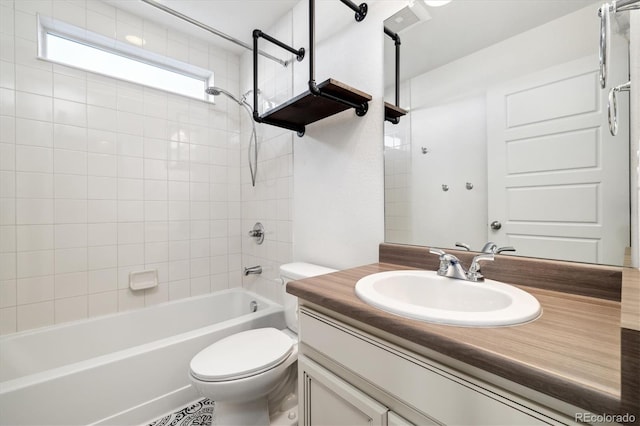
[38,15,213,101]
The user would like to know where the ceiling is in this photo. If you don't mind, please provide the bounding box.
[105,0,600,83]
[106,0,299,55]
[384,0,599,86]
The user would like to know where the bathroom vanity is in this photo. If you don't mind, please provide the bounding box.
[287,244,639,425]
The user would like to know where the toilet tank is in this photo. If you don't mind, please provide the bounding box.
[280,262,336,333]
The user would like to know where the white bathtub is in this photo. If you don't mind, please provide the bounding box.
[0,289,285,425]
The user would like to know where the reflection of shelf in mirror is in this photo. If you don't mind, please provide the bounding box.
[259,79,372,134]
[384,102,408,123]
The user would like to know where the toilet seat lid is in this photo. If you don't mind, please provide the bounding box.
[190,328,294,382]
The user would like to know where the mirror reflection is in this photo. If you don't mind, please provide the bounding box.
[383,0,631,266]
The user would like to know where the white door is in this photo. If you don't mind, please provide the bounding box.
[487,54,629,265]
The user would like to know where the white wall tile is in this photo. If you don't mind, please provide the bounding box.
[15,91,52,121]
[55,271,87,298]
[53,73,86,103]
[88,291,117,317]
[117,288,144,311]
[117,156,143,179]
[16,145,52,173]
[15,118,52,147]
[0,279,16,308]
[54,174,87,199]
[117,200,143,222]
[15,65,52,97]
[54,124,86,152]
[55,199,87,223]
[88,267,117,293]
[0,117,15,144]
[54,295,87,323]
[117,243,143,266]
[143,158,167,180]
[16,275,53,304]
[88,176,117,199]
[0,0,248,334]
[54,99,86,127]
[0,252,16,280]
[118,222,143,244]
[116,133,143,157]
[15,172,53,198]
[88,245,117,270]
[144,200,167,222]
[55,224,87,249]
[117,178,143,200]
[88,223,117,246]
[55,247,87,274]
[16,198,54,224]
[17,250,53,278]
[87,200,116,223]
[17,301,54,331]
[54,149,87,175]
[88,153,117,177]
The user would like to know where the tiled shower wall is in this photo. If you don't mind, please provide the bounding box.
[0,0,243,334]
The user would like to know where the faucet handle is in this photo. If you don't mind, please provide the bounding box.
[429,248,450,275]
[429,248,446,256]
[455,242,471,251]
[467,253,494,282]
[496,246,516,254]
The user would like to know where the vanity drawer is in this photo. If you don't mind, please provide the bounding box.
[299,308,565,425]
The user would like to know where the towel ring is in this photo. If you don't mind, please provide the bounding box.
[598,2,611,89]
[608,81,630,136]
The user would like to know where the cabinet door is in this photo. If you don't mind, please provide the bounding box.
[388,412,418,426]
[299,355,388,426]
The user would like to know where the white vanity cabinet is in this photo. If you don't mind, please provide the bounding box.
[298,307,576,426]
[299,355,389,425]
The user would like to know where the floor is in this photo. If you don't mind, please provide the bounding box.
[148,399,215,426]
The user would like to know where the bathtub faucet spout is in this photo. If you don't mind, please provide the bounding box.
[244,265,262,276]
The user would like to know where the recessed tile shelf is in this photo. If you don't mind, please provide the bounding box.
[258,79,372,135]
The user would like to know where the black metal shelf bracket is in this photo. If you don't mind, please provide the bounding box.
[339,0,368,22]
[308,0,369,117]
[252,0,369,137]
[384,26,403,124]
[252,30,306,135]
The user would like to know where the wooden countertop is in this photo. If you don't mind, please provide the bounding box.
[287,262,622,416]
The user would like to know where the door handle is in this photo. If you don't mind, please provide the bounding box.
[490,220,502,230]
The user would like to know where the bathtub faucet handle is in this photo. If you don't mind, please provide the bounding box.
[244,265,262,276]
[248,222,265,245]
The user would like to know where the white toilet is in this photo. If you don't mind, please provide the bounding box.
[189,262,336,426]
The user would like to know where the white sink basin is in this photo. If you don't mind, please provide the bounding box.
[355,270,541,327]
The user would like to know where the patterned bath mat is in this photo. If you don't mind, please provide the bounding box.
[148,399,214,426]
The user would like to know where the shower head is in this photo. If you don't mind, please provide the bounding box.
[205,86,221,96]
[205,86,243,105]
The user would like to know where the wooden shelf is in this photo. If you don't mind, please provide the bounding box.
[259,78,372,134]
[384,102,408,123]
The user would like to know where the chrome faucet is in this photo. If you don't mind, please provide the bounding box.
[429,248,494,282]
[243,265,262,276]
[466,253,494,282]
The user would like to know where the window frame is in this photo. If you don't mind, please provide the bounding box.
[37,14,214,102]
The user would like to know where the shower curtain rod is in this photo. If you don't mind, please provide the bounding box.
[140,0,290,67]
[614,0,640,11]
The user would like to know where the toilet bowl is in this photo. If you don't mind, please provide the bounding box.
[188,262,336,426]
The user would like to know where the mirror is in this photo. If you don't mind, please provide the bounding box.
[383,0,631,266]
